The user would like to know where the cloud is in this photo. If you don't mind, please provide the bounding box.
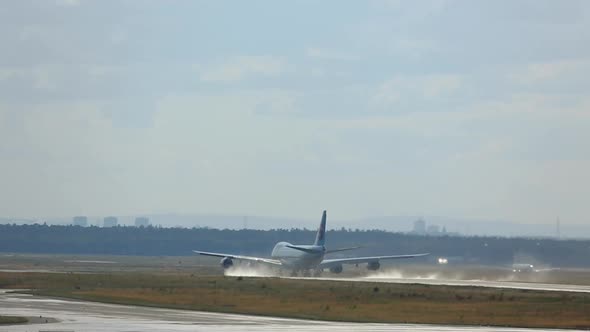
[0,104,145,217]
[55,0,81,7]
[0,65,60,91]
[1,1,590,224]
[372,0,453,20]
[370,74,462,110]
[0,63,132,102]
[199,56,287,82]
[305,47,358,61]
[512,59,590,85]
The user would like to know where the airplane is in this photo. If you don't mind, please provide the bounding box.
[193,210,429,277]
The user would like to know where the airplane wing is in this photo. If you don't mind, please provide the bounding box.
[319,253,429,269]
[192,250,282,266]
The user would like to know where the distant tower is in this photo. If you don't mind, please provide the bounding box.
[72,216,88,227]
[556,217,561,239]
[427,224,440,235]
[134,217,150,227]
[413,218,426,234]
[103,216,118,227]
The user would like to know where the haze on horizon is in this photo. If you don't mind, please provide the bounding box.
[1,1,589,228]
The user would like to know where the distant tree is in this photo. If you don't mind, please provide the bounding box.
[0,224,588,267]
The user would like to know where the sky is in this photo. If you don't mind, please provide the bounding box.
[1,0,589,225]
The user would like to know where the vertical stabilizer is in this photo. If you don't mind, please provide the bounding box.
[314,210,327,246]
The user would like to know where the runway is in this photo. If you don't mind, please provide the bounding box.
[0,290,586,332]
[340,276,590,293]
[226,266,590,293]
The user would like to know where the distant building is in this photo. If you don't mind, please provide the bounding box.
[134,217,150,227]
[427,224,441,235]
[72,216,88,227]
[413,219,426,234]
[103,216,118,227]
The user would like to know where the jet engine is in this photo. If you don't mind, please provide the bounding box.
[329,265,343,274]
[220,257,233,269]
[367,261,380,271]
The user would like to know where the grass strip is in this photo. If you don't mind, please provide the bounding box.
[0,315,28,325]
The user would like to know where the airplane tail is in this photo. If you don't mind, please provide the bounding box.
[314,210,327,246]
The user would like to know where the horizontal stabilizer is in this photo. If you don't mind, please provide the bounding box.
[325,246,362,254]
[285,245,323,254]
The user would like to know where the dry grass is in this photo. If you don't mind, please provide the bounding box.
[1,272,590,329]
[0,315,28,325]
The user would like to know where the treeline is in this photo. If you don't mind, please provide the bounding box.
[1,224,589,267]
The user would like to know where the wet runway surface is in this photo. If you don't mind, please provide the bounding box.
[332,276,590,293]
[228,266,590,294]
[0,290,587,332]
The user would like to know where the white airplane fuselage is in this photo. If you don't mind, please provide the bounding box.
[270,242,325,270]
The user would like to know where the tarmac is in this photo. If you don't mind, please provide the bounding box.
[336,276,590,293]
[0,289,588,332]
